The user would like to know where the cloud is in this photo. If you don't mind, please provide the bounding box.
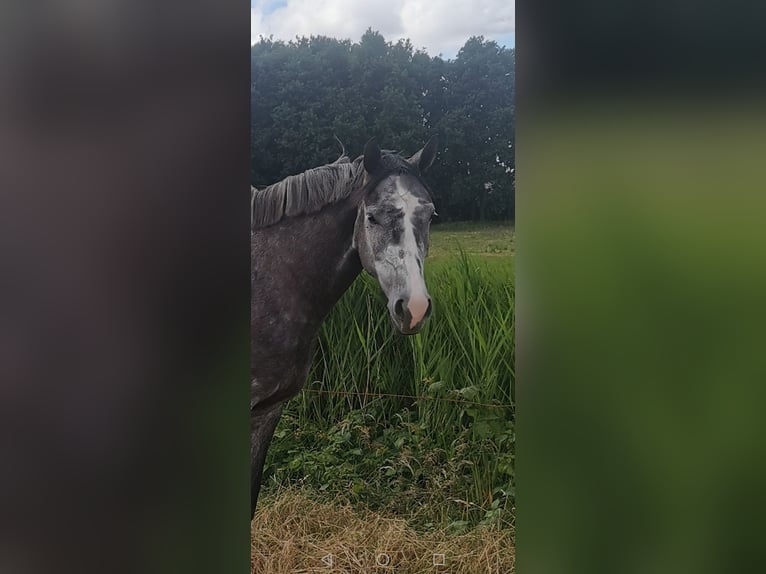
[251,0,515,58]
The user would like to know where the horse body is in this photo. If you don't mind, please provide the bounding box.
[250,194,362,513]
[251,139,438,516]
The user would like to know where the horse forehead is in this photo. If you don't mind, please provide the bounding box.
[379,176,427,212]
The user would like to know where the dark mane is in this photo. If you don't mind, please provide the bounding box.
[250,150,420,229]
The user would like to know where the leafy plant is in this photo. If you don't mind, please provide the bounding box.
[263,246,514,531]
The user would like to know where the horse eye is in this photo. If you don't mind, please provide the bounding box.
[366,213,378,225]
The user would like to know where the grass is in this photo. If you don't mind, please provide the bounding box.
[254,221,514,572]
[428,221,515,261]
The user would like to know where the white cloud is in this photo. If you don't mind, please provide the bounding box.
[251,0,514,58]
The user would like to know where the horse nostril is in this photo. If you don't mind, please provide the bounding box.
[394,299,405,318]
[424,299,433,318]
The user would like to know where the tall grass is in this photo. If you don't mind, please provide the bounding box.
[265,251,514,529]
[305,251,513,426]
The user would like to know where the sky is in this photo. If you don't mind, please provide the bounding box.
[251,0,514,60]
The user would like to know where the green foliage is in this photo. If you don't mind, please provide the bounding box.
[252,31,515,221]
[263,250,514,531]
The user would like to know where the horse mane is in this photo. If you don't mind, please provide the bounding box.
[251,154,366,229]
[251,149,417,229]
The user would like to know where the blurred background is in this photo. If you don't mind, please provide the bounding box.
[0,2,250,573]
[518,1,766,573]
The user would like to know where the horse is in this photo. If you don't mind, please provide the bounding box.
[250,137,438,516]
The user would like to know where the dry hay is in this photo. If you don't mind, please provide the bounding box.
[251,488,514,574]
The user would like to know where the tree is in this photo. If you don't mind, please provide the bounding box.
[251,32,515,221]
[434,37,515,220]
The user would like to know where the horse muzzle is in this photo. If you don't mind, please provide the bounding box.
[389,294,432,335]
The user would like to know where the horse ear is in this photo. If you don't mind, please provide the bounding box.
[408,136,438,173]
[363,138,381,174]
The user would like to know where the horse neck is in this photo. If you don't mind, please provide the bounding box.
[281,195,363,326]
[315,199,364,311]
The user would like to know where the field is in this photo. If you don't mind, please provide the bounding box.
[252,221,515,573]
[427,221,514,261]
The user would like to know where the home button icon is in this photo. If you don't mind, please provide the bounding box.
[376,552,391,566]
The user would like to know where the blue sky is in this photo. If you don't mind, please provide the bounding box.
[251,0,515,59]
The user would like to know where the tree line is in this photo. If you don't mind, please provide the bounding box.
[251,29,515,222]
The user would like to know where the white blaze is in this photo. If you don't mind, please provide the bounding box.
[396,182,429,328]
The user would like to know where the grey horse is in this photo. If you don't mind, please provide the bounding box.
[250,137,438,516]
